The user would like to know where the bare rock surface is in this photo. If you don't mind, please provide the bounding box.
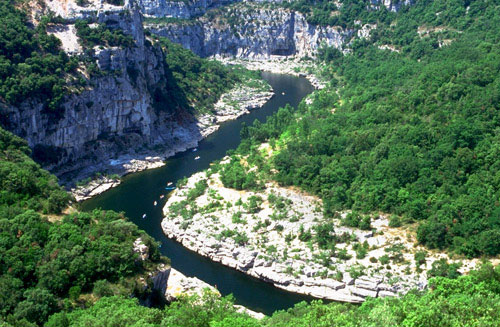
[69,74,273,200]
[218,57,327,89]
[161,162,484,302]
[165,268,266,318]
[147,3,352,60]
[133,237,150,261]
[165,268,219,301]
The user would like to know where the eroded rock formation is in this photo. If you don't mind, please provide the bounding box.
[1,0,204,180]
[147,5,352,59]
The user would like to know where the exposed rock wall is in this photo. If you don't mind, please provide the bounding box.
[147,6,352,59]
[1,0,204,179]
[144,0,416,59]
[138,0,241,19]
[139,0,413,19]
[371,0,414,12]
[1,0,416,180]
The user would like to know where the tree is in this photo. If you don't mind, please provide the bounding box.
[14,288,57,325]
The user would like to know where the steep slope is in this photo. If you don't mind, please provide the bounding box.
[147,3,351,59]
[0,127,171,326]
[143,0,415,59]
[0,0,267,185]
[139,0,241,19]
[1,0,198,178]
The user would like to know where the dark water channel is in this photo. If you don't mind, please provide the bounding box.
[81,72,317,315]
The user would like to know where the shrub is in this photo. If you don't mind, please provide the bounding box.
[428,259,461,279]
[343,212,361,228]
[379,255,390,265]
[298,224,312,242]
[389,215,402,228]
[359,216,372,230]
[414,251,427,266]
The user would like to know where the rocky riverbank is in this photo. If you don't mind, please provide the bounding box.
[161,161,483,303]
[164,267,265,319]
[133,237,266,318]
[219,56,327,89]
[70,77,273,201]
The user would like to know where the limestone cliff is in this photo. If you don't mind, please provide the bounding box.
[371,0,414,12]
[0,0,415,182]
[144,0,416,59]
[139,0,413,20]
[147,4,352,59]
[1,0,203,181]
[138,0,241,19]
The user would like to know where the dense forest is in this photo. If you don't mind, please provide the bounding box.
[281,0,397,28]
[232,0,500,257]
[0,128,168,326]
[40,263,500,326]
[1,0,500,325]
[0,1,79,115]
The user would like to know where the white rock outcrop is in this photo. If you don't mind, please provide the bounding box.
[161,165,480,303]
[165,268,219,301]
[133,237,150,261]
[147,5,352,60]
[139,0,240,18]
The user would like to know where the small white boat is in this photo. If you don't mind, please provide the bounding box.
[154,201,157,206]
[194,156,200,160]
[160,195,165,199]
[282,92,285,95]
[142,214,147,219]
[193,148,198,152]
[167,182,173,186]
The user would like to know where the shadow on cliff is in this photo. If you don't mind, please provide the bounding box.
[155,64,192,115]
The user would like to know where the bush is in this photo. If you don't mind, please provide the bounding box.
[246,196,263,213]
[389,215,402,228]
[359,216,371,230]
[68,286,81,301]
[414,251,427,266]
[233,232,249,246]
[417,221,448,249]
[379,255,390,265]
[343,212,361,228]
[428,259,461,279]
[187,179,208,201]
[298,225,312,242]
[232,211,245,224]
[93,280,114,298]
[314,222,335,249]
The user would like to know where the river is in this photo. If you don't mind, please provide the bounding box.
[81,72,316,315]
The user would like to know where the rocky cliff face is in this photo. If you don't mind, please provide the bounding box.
[371,0,414,12]
[144,0,416,59]
[147,5,352,59]
[2,0,202,180]
[138,0,241,19]
[1,0,414,181]
[139,0,412,20]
